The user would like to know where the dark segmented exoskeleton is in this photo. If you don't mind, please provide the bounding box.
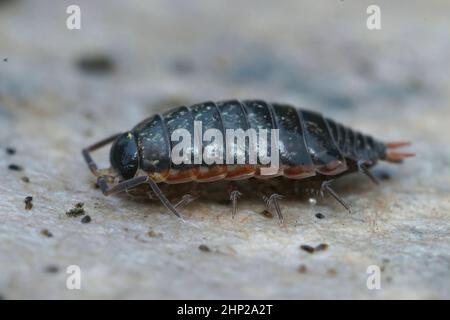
[83,99,413,223]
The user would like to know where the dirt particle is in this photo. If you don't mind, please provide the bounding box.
[21,176,30,183]
[147,230,162,238]
[24,196,33,210]
[315,243,329,252]
[8,164,23,171]
[300,245,315,254]
[76,54,115,75]
[298,265,307,273]
[3,58,7,62]
[378,171,391,181]
[300,243,329,254]
[315,213,325,219]
[66,202,85,217]
[40,229,53,238]
[260,209,274,219]
[81,215,91,224]
[327,268,337,276]
[5,147,15,155]
[75,202,84,208]
[44,265,59,273]
[198,244,211,252]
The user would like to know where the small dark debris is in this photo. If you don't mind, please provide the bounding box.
[5,147,15,155]
[315,243,329,252]
[378,171,391,181]
[8,164,22,171]
[24,196,33,210]
[198,244,211,252]
[300,245,315,254]
[147,230,162,238]
[44,265,59,273]
[3,58,7,62]
[260,209,274,219]
[298,265,307,273]
[81,215,91,224]
[315,213,325,219]
[327,268,337,276]
[40,229,53,238]
[75,202,84,207]
[66,202,85,217]
[76,54,115,75]
[300,243,329,254]
[21,176,30,183]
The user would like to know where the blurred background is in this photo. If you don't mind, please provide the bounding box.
[0,0,449,299]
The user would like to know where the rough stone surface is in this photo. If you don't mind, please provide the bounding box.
[1,0,449,299]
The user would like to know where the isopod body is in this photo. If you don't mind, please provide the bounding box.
[83,99,413,221]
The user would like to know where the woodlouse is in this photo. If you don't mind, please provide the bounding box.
[82,99,413,223]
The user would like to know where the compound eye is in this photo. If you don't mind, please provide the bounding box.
[109,132,139,179]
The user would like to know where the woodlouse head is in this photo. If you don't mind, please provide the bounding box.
[109,131,139,179]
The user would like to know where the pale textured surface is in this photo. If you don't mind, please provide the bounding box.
[1,0,450,299]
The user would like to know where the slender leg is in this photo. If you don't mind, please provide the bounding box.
[358,161,379,185]
[83,134,182,219]
[228,183,242,219]
[103,176,183,219]
[321,180,352,214]
[97,175,148,196]
[82,133,122,176]
[147,179,183,219]
[96,174,183,219]
[262,192,284,224]
[174,194,197,209]
[99,175,183,218]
